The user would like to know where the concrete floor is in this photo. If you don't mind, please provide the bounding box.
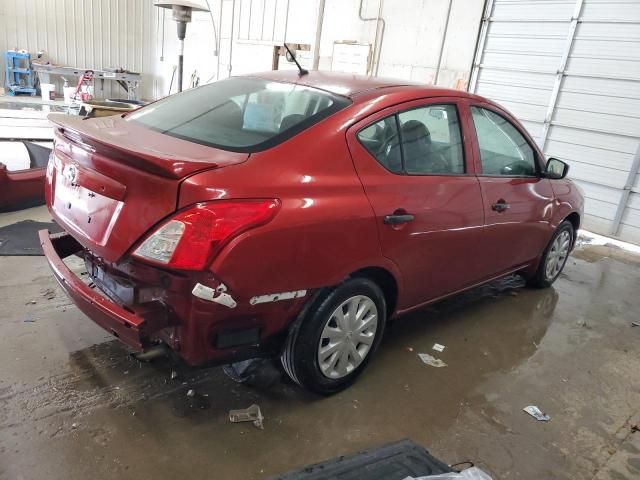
[1,206,639,479]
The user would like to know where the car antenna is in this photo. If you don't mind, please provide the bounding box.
[283,43,309,76]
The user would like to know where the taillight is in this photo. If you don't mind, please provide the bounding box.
[132,199,280,270]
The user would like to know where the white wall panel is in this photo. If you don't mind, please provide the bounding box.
[545,139,634,172]
[0,0,158,99]
[548,125,639,154]
[471,0,640,243]
[490,0,575,20]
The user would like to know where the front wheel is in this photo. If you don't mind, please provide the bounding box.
[527,220,574,288]
[280,277,386,395]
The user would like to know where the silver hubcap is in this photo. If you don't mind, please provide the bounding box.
[545,230,571,280]
[317,295,378,379]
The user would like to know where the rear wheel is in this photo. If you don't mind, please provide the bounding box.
[281,277,386,395]
[527,220,574,288]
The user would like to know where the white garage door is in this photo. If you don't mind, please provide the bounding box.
[469,0,640,245]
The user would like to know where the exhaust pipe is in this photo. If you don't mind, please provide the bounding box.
[133,344,169,362]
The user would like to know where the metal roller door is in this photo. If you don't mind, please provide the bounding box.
[469,0,640,244]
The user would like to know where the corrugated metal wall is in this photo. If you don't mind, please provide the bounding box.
[0,0,158,99]
[470,0,640,245]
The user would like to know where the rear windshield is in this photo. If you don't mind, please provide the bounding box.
[127,77,351,152]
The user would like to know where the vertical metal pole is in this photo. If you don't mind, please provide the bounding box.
[229,0,236,76]
[611,143,640,236]
[538,0,584,150]
[216,0,223,80]
[312,0,326,70]
[434,0,453,86]
[283,0,290,43]
[177,39,184,92]
[468,0,494,93]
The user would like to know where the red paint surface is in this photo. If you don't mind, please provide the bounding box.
[41,71,584,366]
[0,164,45,211]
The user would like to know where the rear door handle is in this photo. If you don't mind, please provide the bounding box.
[383,214,415,225]
[491,200,509,212]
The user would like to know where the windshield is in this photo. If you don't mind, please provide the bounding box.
[127,77,351,152]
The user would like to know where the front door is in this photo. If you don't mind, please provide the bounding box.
[467,103,555,275]
[347,98,485,310]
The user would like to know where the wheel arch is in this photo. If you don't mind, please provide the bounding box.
[563,211,581,247]
[350,266,399,317]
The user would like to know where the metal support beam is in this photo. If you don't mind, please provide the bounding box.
[538,0,584,150]
[469,0,495,93]
[611,142,640,236]
[433,0,453,86]
[312,0,326,70]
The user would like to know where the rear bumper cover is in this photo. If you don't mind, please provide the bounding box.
[38,230,151,351]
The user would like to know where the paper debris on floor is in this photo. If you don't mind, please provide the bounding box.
[523,405,550,421]
[432,343,445,352]
[229,404,264,429]
[418,353,447,368]
[403,466,493,479]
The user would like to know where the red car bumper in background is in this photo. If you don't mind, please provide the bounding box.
[38,229,156,351]
[0,166,46,212]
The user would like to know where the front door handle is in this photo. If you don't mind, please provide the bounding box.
[491,199,509,212]
[383,213,415,225]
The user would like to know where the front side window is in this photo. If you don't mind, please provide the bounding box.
[471,107,537,176]
[127,77,350,152]
[357,104,465,175]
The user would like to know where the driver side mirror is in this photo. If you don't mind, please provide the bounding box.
[544,157,569,179]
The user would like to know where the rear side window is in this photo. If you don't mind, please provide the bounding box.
[127,77,350,153]
[471,106,537,176]
[398,105,464,174]
[357,117,402,173]
[357,104,465,175]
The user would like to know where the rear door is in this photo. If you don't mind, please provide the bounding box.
[347,97,485,310]
[466,102,555,275]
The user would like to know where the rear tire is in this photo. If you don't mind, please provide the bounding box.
[280,277,386,395]
[527,220,574,288]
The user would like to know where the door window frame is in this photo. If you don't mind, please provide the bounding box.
[351,97,477,176]
[463,100,545,178]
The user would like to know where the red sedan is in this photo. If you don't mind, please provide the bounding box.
[40,71,583,394]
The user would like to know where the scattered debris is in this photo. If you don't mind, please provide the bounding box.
[404,346,414,352]
[222,358,282,388]
[186,389,195,397]
[509,290,519,297]
[42,288,56,300]
[418,353,447,368]
[71,423,78,429]
[405,466,493,479]
[24,317,37,323]
[25,300,36,305]
[523,405,550,422]
[632,321,640,327]
[631,425,639,433]
[432,343,446,352]
[170,370,178,379]
[229,404,264,430]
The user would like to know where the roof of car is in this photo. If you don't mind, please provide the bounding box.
[244,70,470,99]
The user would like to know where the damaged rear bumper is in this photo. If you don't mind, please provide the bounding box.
[38,230,165,351]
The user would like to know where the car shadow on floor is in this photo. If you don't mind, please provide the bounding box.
[60,274,558,425]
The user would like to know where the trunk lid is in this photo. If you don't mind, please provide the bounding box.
[47,114,248,262]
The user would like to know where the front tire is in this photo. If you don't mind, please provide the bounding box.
[280,277,386,395]
[527,220,574,288]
